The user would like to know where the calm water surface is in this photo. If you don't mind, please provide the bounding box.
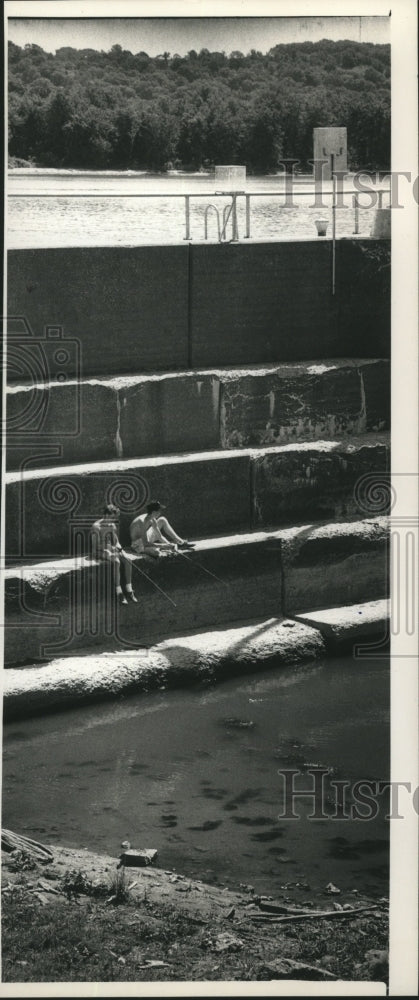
[7,170,386,248]
[3,653,389,899]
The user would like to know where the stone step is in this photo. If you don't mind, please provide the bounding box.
[5,435,389,559]
[4,617,327,720]
[3,517,389,666]
[6,358,389,469]
[4,599,390,719]
[292,598,390,646]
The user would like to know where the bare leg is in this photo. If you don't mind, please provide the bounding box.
[112,555,121,588]
[109,553,127,601]
[121,552,132,585]
[156,516,184,545]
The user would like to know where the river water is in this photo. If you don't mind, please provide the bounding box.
[7,170,386,248]
[3,652,389,900]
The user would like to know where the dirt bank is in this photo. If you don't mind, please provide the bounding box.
[2,839,389,985]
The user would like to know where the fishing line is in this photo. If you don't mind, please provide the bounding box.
[128,556,178,608]
[176,549,231,588]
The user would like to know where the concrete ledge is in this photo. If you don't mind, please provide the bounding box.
[293,598,390,644]
[282,517,389,614]
[252,435,389,528]
[6,359,390,470]
[3,535,283,665]
[4,518,389,665]
[5,435,389,558]
[2,617,326,720]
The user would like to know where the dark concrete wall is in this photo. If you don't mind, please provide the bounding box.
[8,240,390,380]
[119,375,220,458]
[7,246,190,376]
[190,241,336,366]
[336,241,391,357]
[190,240,390,366]
[252,440,389,529]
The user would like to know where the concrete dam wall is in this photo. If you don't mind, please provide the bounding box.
[5,238,390,671]
[7,239,390,377]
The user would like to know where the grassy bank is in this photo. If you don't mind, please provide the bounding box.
[2,841,388,985]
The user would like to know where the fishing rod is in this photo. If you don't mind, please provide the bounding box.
[123,546,229,605]
[125,553,178,608]
[176,549,231,588]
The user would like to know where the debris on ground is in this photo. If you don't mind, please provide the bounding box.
[1,839,389,985]
[325,882,341,894]
[118,848,158,868]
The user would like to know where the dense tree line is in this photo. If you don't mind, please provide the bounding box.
[8,39,390,172]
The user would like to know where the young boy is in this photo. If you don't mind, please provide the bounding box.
[91,503,137,605]
[129,500,194,559]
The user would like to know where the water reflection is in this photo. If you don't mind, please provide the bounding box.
[2,654,389,899]
[8,171,381,247]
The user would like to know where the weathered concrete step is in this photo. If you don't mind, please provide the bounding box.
[6,359,389,469]
[5,435,389,559]
[4,517,389,666]
[4,534,283,666]
[293,598,390,645]
[3,617,327,719]
[280,516,389,616]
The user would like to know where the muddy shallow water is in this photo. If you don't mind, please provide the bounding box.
[2,653,389,899]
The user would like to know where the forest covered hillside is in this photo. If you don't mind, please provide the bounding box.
[8,39,390,172]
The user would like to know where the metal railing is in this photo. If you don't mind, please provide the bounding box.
[8,185,391,243]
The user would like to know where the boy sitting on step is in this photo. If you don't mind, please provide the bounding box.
[130,500,194,560]
[91,503,137,606]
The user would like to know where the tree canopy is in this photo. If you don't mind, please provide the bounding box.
[8,39,390,172]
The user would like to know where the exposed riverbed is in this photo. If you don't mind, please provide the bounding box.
[2,652,389,902]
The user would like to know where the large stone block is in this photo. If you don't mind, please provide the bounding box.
[282,517,389,614]
[3,536,282,665]
[119,373,220,459]
[6,379,118,470]
[252,436,389,528]
[220,360,389,449]
[7,246,189,377]
[5,452,251,559]
[6,372,221,470]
